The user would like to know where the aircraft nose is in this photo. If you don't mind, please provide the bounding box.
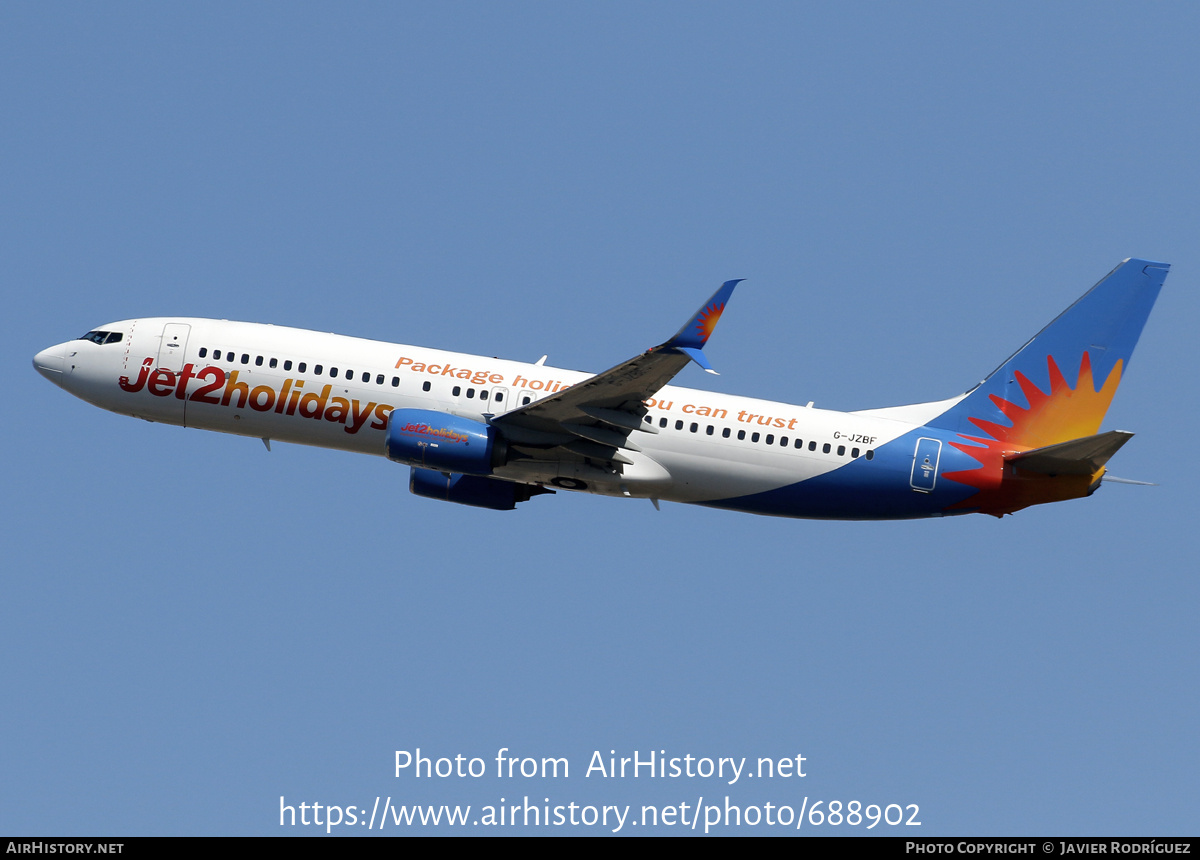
[33,343,66,382]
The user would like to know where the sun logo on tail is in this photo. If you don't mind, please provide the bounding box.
[967,352,1123,449]
[941,353,1124,514]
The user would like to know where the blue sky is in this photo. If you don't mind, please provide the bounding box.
[4,3,1197,835]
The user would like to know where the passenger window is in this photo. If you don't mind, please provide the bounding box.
[363,372,371,383]
[866,449,874,460]
[255,356,263,366]
[480,390,489,400]
[722,428,730,438]
[213,349,221,359]
[823,443,831,454]
[706,425,714,435]
[346,369,353,380]
[299,362,307,373]
[794,438,803,449]
[522,395,531,405]
[375,374,383,385]
[391,377,399,387]
[766,434,774,445]
[494,392,503,402]
[270,358,278,368]
[452,386,462,396]
[241,354,249,364]
[329,367,337,377]
[837,445,845,456]
[752,432,760,443]
[689,422,697,433]
[851,447,860,458]
[315,365,324,375]
[285,360,293,371]
[659,417,667,428]
[809,441,817,451]
[780,436,788,446]
[466,388,475,399]
[423,381,431,392]
[199,347,208,358]
[675,420,684,430]
[737,430,746,440]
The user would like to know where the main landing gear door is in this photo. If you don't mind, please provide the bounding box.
[910,437,942,493]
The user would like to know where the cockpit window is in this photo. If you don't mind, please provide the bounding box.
[79,330,124,345]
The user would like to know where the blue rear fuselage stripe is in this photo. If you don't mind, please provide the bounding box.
[698,428,985,520]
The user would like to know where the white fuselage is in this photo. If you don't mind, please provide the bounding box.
[35,317,926,505]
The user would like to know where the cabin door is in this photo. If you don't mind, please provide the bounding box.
[157,323,191,372]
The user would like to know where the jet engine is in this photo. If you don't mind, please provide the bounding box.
[409,467,552,511]
[385,408,508,475]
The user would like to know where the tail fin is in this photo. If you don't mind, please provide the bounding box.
[930,259,1169,448]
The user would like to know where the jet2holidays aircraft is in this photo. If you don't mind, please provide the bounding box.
[33,259,1168,519]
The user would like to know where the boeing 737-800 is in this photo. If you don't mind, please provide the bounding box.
[33,259,1168,519]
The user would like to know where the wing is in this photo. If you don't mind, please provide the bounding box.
[491,279,742,467]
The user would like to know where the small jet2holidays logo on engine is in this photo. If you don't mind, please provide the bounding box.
[401,423,470,444]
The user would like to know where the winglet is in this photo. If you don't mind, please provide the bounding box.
[661,279,742,373]
[667,279,742,349]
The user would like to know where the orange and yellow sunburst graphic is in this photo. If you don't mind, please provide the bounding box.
[942,353,1123,515]
[967,352,1123,449]
[693,302,725,344]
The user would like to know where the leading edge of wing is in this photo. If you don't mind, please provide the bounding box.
[490,279,743,459]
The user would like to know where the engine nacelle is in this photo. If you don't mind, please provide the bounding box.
[409,468,552,511]
[385,409,506,475]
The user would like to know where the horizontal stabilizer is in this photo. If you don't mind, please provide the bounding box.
[1005,430,1134,476]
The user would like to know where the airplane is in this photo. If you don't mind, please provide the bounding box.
[33,258,1168,519]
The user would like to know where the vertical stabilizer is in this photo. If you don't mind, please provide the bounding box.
[930,259,1169,449]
